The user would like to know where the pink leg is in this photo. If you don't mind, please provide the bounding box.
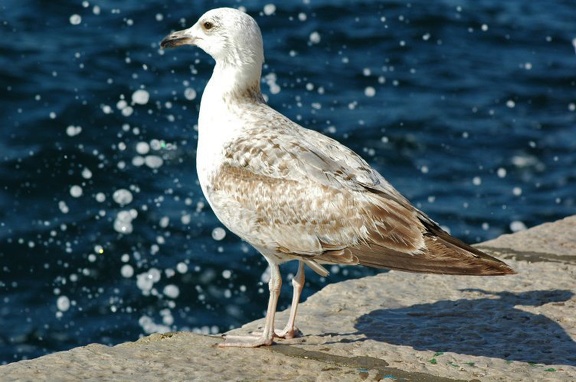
[219,259,281,347]
[275,261,305,339]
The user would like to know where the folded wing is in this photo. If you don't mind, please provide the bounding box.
[211,110,514,276]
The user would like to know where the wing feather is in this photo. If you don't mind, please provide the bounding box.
[208,110,513,276]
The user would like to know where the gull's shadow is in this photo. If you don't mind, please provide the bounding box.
[354,289,575,366]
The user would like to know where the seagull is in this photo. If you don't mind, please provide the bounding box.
[160,7,515,348]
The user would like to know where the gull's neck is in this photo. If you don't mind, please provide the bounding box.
[203,61,264,105]
[195,60,265,197]
[196,59,265,176]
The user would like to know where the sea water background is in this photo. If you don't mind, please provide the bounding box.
[1,0,575,363]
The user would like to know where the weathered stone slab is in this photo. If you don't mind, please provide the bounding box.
[2,216,575,381]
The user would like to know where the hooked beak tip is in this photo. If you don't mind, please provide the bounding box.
[160,31,193,49]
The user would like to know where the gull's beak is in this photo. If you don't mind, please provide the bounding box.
[160,29,194,49]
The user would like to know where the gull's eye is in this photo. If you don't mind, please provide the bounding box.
[203,21,214,30]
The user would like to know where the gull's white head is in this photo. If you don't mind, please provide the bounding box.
[161,8,264,70]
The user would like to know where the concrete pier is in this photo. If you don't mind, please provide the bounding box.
[2,216,575,381]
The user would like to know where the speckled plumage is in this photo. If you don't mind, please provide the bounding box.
[161,7,514,348]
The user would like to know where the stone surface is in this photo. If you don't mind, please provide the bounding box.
[2,216,575,381]
[481,215,576,260]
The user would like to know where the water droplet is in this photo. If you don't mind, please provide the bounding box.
[184,88,197,100]
[57,296,70,311]
[70,185,83,198]
[69,14,82,25]
[131,89,150,105]
[309,31,321,44]
[263,4,276,15]
[112,189,133,206]
[212,227,226,241]
[163,284,180,299]
[121,264,134,278]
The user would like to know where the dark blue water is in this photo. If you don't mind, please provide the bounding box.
[1,0,575,364]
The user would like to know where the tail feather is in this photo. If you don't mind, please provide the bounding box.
[313,215,515,276]
[352,216,514,275]
[353,242,514,275]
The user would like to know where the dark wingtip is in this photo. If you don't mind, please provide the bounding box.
[496,263,517,275]
[483,262,516,276]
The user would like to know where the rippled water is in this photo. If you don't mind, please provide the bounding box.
[1,0,575,363]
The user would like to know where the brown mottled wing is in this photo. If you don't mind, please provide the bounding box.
[215,111,514,276]
[294,127,512,275]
